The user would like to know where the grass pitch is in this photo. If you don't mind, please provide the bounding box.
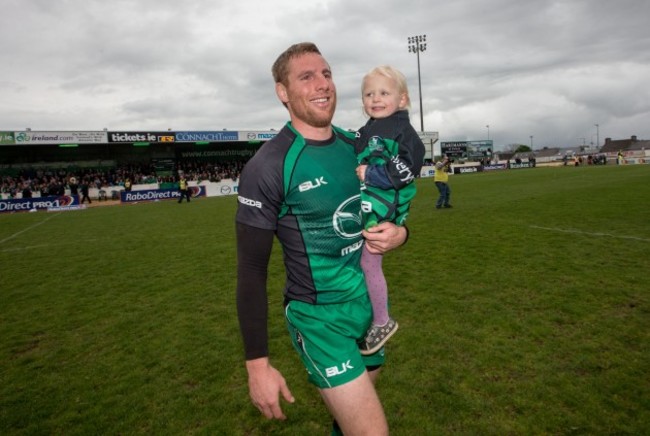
[1,164,649,435]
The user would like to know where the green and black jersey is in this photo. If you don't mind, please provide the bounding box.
[356,110,425,227]
[236,122,367,305]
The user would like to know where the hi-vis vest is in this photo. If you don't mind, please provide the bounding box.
[434,163,449,183]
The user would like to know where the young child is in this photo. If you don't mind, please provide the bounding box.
[355,65,425,355]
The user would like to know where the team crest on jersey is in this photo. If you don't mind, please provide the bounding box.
[332,194,362,239]
[368,136,385,153]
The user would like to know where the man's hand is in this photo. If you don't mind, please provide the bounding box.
[246,357,295,420]
[362,222,407,254]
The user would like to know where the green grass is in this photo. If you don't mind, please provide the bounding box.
[1,164,649,435]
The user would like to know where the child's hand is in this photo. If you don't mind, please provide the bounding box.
[356,165,367,182]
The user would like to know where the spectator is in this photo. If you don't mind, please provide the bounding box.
[434,156,452,209]
[80,179,91,204]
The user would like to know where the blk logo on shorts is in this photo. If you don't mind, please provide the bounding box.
[325,360,354,377]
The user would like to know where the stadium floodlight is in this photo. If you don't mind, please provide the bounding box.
[407,34,427,132]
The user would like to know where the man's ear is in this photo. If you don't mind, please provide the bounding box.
[276,82,289,104]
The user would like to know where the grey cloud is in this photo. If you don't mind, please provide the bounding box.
[1,0,648,148]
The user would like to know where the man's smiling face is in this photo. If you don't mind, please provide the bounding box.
[277,52,337,131]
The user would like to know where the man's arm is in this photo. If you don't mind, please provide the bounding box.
[236,222,274,359]
[236,222,294,419]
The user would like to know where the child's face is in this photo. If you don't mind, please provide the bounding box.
[362,74,407,119]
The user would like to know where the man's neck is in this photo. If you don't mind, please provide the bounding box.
[290,119,333,141]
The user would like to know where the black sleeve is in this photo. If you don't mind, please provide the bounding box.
[236,222,275,360]
[386,127,426,189]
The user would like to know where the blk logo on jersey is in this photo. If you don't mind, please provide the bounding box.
[298,176,328,192]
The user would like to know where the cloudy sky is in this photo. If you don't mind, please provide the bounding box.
[2,0,649,150]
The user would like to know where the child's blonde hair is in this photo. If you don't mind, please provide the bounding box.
[361,65,411,109]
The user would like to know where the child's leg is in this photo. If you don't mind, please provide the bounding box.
[360,244,389,326]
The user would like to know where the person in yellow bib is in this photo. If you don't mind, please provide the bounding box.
[434,156,452,209]
[178,175,190,203]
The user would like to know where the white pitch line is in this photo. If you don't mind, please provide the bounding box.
[1,244,51,253]
[0,213,60,245]
[530,225,650,242]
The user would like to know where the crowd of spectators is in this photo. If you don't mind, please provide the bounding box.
[174,160,244,183]
[0,159,246,198]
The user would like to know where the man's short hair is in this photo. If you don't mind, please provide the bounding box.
[272,42,322,86]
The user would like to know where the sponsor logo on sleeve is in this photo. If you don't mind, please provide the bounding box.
[238,195,262,209]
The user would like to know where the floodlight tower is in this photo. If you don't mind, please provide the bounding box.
[408,34,427,132]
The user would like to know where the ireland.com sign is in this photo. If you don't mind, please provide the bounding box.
[13,131,107,144]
